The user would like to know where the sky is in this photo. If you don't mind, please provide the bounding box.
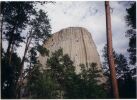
[3,1,132,63]
[35,1,131,62]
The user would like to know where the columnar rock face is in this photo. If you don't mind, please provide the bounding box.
[39,27,105,83]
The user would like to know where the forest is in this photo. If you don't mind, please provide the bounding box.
[1,1,136,99]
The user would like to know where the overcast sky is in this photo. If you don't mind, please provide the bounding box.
[3,1,131,63]
[34,1,131,62]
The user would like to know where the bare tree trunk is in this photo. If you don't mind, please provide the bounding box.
[105,1,119,98]
[1,3,15,65]
[0,5,3,97]
[7,26,15,56]
[9,43,14,64]
[1,13,3,49]
[16,28,33,98]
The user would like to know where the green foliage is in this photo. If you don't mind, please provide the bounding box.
[25,47,58,99]
[23,9,51,68]
[29,9,51,45]
[102,44,136,98]
[26,64,59,99]
[1,2,52,99]
[102,44,129,78]
[37,45,49,56]
[115,54,129,76]
[26,48,107,99]
[125,2,136,65]
[46,49,76,98]
[1,2,35,50]
[127,33,136,65]
[77,63,107,98]
[47,48,75,80]
[1,52,21,98]
[46,48,107,99]
[123,5,136,98]
[28,47,37,64]
[125,2,136,29]
[102,44,117,77]
[124,5,136,98]
[118,73,136,98]
[17,7,51,99]
[1,3,36,98]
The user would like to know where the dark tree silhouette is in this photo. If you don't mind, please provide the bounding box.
[1,2,35,63]
[125,2,136,65]
[102,44,136,98]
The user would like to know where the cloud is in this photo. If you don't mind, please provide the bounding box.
[9,1,130,63]
[37,1,130,61]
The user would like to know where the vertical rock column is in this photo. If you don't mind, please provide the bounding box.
[38,27,106,83]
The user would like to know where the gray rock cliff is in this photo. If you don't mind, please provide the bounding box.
[38,27,106,83]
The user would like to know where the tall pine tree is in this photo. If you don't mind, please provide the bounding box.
[125,2,136,65]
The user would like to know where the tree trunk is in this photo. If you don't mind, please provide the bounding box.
[16,28,33,98]
[7,26,15,56]
[9,41,14,64]
[0,11,3,65]
[105,1,119,98]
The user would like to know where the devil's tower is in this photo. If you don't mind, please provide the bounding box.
[39,27,105,82]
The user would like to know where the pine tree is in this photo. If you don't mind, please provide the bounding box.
[1,2,52,98]
[47,48,107,99]
[1,51,21,98]
[1,2,35,98]
[16,9,51,98]
[25,48,60,98]
[102,44,136,98]
[125,2,136,65]
[1,2,35,63]
[78,63,107,98]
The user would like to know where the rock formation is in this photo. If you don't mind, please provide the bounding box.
[38,27,105,83]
